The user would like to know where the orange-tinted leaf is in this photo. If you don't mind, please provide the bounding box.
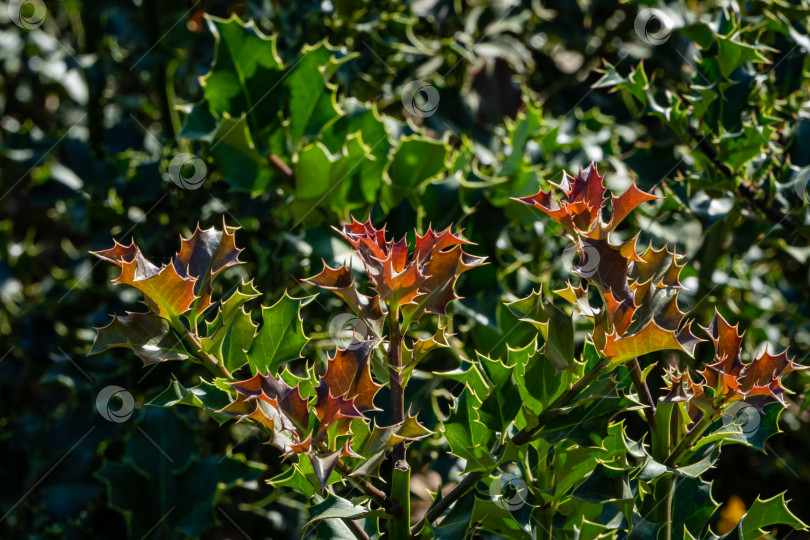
[229,371,311,435]
[700,310,745,375]
[93,241,197,318]
[331,218,486,317]
[603,319,700,364]
[610,182,662,229]
[320,340,382,412]
[314,382,363,435]
[305,261,385,338]
[739,348,802,393]
[513,163,659,238]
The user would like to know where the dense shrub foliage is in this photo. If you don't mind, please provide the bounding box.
[2,0,810,538]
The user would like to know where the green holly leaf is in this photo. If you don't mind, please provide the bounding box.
[209,113,276,194]
[572,464,633,503]
[305,493,377,529]
[506,290,574,371]
[206,279,261,334]
[286,41,352,142]
[441,390,497,472]
[96,409,262,539]
[269,464,318,498]
[470,495,533,540]
[511,342,571,412]
[384,136,449,206]
[477,354,522,432]
[247,292,311,375]
[537,377,639,446]
[149,377,234,424]
[294,142,336,199]
[729,493,807,539]
[716,34,774,79]
[429,492,475,539]
[201,15,285,140]
[204,306,257,374]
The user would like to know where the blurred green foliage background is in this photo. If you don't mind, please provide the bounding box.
[1,0,810,537]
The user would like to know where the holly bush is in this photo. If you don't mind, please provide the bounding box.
[3,0,810,539]
[90,162,808,538]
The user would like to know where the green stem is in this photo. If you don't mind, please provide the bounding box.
[663,414,715,467]
[390,465,411,540]
[537,504,554,540]
[170,317,230,378]
[652,476,675,539]
[651,402,673,462]
[387,305,410,537]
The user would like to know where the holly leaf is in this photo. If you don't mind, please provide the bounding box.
[173,223,243,299]
[384,136,449,205]
[285,41,351,142]
[572,464,633,503]
[203,306,257,374]
[603,320,701,364]
[313,382,363,437]
[149,378,233,424]
[229,371,311,437]
[320,339,382,413]
[305,493,376,529]
[305,261,385,338]
[247,292,310,375]
[441,390,497,472]
[726,493,807,539]
[90,312,188,365]
[201,15,285,141]
[506,289,574,371]
[269,464,318,498]
[93,241,197,318]
[477,354,522,432]
[470,495,533,540]
[512,342,571,411]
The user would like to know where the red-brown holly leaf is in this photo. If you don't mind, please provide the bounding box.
[173,222,243,288]
[229,371,311,435]
[89,312,189,365]
[513,162,659,238]
[320,339,382,413]
[92,240,197,318]
[739,348,803,394]
[700,309,745,376]
[407,244,486,319]
[305,262,385,338]
[609,182,662,231]
[578,235,641,311]
[313,382,363,438]
[330,218,486,320]
[219,394,297,452]
[173,222,243,316]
